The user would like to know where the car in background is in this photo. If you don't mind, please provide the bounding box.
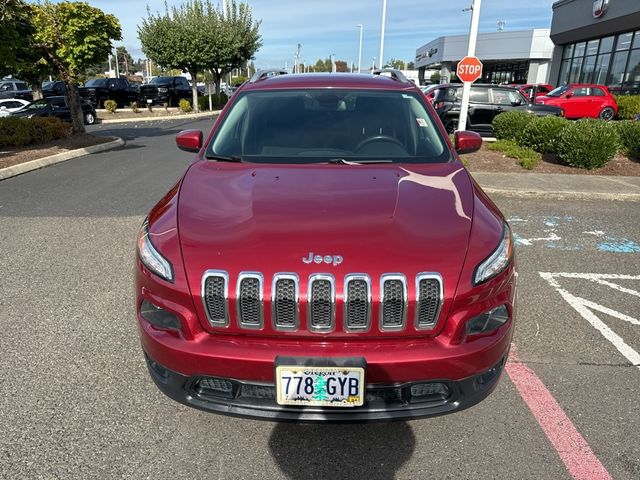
[0,79,33,101]
[432,83,563,136]
[0,98,30,117]
[420,84,439,103]
[80,77,138,108]
[138,76,193,106]
[506,83,554,101]
[11,96,97,125]
[536,84,618,120]
[42,80,67,98]
[135,69,516,422]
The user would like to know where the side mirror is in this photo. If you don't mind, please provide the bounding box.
[176,129,203,153]
[511,99,522,106]
[565,92,573,98]
[454,130,482,155]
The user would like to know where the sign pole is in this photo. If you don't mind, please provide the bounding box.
[458,0,482,132]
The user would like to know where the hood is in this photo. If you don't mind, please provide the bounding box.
[178,161,475,333]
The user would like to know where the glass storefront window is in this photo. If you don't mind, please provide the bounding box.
[558,59,570,84]
[563,44,574,59]
[608,51,629,87]
[616,33,633,51]
[599,36,614,54]
[586,40,599,56]
[592,54,610,84]
[633,31,640,50]
[580,56,596,83]
[625,49,640,90]
[569,57,583,83]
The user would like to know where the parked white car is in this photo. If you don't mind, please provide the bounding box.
[0,98,30,117]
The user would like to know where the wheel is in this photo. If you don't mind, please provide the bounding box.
[97,98,105,109]
[84,112,96,125]
[168,95,177,108]
[354,135,405,152]
[444,119,458,134]
[598,106,615,121]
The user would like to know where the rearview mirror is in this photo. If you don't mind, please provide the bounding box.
[454,130,482,155]
[176,129,203,153]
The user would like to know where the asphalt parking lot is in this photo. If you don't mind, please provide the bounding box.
[0,118,638,479]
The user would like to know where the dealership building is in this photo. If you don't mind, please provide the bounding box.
[415,0,640,93]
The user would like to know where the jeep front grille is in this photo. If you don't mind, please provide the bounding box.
[201,271,442,333]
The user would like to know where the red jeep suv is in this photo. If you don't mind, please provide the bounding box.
[135,70,516,422]
[537,83,618,119]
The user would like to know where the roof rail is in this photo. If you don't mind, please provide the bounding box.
[372,68,410,84]
[249,69,288,84]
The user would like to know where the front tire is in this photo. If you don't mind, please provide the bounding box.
[599,106,615,121]
[84,112,96,125]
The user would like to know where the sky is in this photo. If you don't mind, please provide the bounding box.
[51,0,557,69]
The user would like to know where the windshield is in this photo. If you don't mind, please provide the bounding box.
[85,78,108,87]
[23,99,57,110]
[150,77,174,84]
[547,85,570,97]
[207,89,449,164]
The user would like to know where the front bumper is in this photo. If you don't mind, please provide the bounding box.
[144,352,507,422]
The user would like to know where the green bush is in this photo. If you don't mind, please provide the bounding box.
[613,120,640,158]
[556,119,620,169]
[179,98,192,113]
[197,93,228,112]
[613,95,640,120]
[0,117,71,148]
[104,99,117,113]
[487,139,541,169]
[492,111,536,141]
[130,101,139,113]
[520,116,570,154]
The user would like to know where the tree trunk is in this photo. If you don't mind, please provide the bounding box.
[212,69,221,96]
[65,82,86,134]
[31,81,44,101]
[191,68,199,113]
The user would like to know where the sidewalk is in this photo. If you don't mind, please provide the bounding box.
[472,171,640,201]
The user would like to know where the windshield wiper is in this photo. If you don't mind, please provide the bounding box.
[327,158,392,165]
[205,154,243,162]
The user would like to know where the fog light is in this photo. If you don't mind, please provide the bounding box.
[410,382,449,403]
[140,299,181,331]
[195,377,234,399]
[466,305,509,335]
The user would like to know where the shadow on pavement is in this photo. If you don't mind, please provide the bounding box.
[269,422,415,480]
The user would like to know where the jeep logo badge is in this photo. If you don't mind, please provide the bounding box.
[302,252,343,266]
[593,0,609,19]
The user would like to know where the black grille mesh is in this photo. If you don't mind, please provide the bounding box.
[274,278,297,328]
[204,276,227,324]
[346,279,369,329]
[382,279,405,328]
[239,277,261,326]
[417,278,441,327]
[310,279,333,329]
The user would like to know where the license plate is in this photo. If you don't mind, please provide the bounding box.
[276,366,365,407]
[146,99,153,104]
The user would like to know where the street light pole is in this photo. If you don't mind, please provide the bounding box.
[356,24,363,73]
[379,0,387,68]
[458,0,482,132]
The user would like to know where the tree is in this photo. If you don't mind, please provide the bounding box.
[386,58,405,70]
[335,60,348,72]
[430,71,441,83]
[407,61,415,70]
[116,46,134,76]
[32,1,121,133]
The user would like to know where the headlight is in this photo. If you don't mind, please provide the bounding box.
[137,218,174,282]
[466,305,509,335]
[473,224,513,285]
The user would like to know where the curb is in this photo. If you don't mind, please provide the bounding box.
[98,110,221,124]
[0,137,124,181]
[479,186,640,202]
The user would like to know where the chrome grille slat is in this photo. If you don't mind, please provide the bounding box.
[415,273,443,330]
[272,273,299,330]
[236,272,264,329]
[344,274,371,331]
[202,270,229,327]
[380,274,407,331]
[308,274,335,332]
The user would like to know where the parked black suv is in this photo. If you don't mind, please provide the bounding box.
[0,79,33,101]
[42,80,66,97]
[138,76,193,106]
[80,77,138,108]
[11,96,97,125]
[432,84,563,136]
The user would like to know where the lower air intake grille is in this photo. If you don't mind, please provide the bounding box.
[273,276,298,329]
[238,274,262,328]
[345,276,370,331]
[308,275,334,331]
[203,272,228,326]
[416,275,442,329]
[381,276,407,330]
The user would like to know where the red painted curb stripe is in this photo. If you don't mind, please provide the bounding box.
[505,347,612,480]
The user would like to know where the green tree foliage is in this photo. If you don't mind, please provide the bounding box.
[31,1,121,133]
[386,58,405,69]
[116,46,134,76]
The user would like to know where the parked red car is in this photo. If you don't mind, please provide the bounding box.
[507,83,554,101]
[135,70,516,422]
[537,84,618,120]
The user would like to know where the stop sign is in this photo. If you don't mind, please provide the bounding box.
[456,56,483,83]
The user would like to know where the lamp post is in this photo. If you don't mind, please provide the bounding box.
[356,24,363,73]
[379,0,387,69]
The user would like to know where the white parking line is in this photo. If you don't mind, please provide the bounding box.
[540,272,640,370]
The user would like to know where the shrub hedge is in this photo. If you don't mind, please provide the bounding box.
[179,98,192,113]
[0,117,72,148]
[197,92,228,111]
[104,99,117,113]
[613,120,640,158]
[613,95,640,120]
[487,139,541,169]
[492,111,536,141]
[556,119,620,169]
[520,116,570,154]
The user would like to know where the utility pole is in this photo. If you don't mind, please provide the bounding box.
[356,24,363,73]
[114,48,120,78]
[379,0,387,69]
[108,54,113,78]
[458,0,481,132]
[295,43,301,74]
